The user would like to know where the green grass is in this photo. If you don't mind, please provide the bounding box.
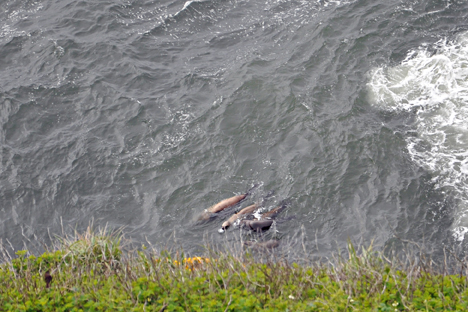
[1,228,468,311]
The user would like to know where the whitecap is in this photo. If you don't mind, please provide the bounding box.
[368,31,468,241]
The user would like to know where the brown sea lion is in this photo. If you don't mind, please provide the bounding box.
[196,184,259,222]
[260,204,286,220]
[219,203,258,232]
[244,240,279,250]
[242,219,274,232]
[197,193,247,221]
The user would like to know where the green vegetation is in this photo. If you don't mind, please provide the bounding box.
[1,228,468,311]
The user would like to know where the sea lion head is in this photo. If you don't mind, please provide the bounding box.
[221,220,231,230]
[218,221,232,233]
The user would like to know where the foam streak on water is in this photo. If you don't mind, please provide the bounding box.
[368,32,468,241]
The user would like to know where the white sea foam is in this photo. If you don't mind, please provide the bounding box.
[0,1,43,42]
[174,0,208,18]
[367,31,468,241]
[0,24,26,40]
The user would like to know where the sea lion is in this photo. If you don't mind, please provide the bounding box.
[196,184,259,222]
[197,194,247,221]
[219,203,258,232]
[242,219,274,232]
[260,204,286,220]
[244,240,279,250]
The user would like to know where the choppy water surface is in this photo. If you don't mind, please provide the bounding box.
[1,0,468,256]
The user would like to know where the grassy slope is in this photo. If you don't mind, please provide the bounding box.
[1,228,468,311]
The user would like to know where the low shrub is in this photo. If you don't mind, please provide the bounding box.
[1,230,468,311]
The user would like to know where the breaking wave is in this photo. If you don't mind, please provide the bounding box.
[368,31,468,241]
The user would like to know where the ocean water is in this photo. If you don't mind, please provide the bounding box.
[1,0,468,256]
[368,31,468,242]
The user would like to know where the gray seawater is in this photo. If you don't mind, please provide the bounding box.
[1,0,468,256]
